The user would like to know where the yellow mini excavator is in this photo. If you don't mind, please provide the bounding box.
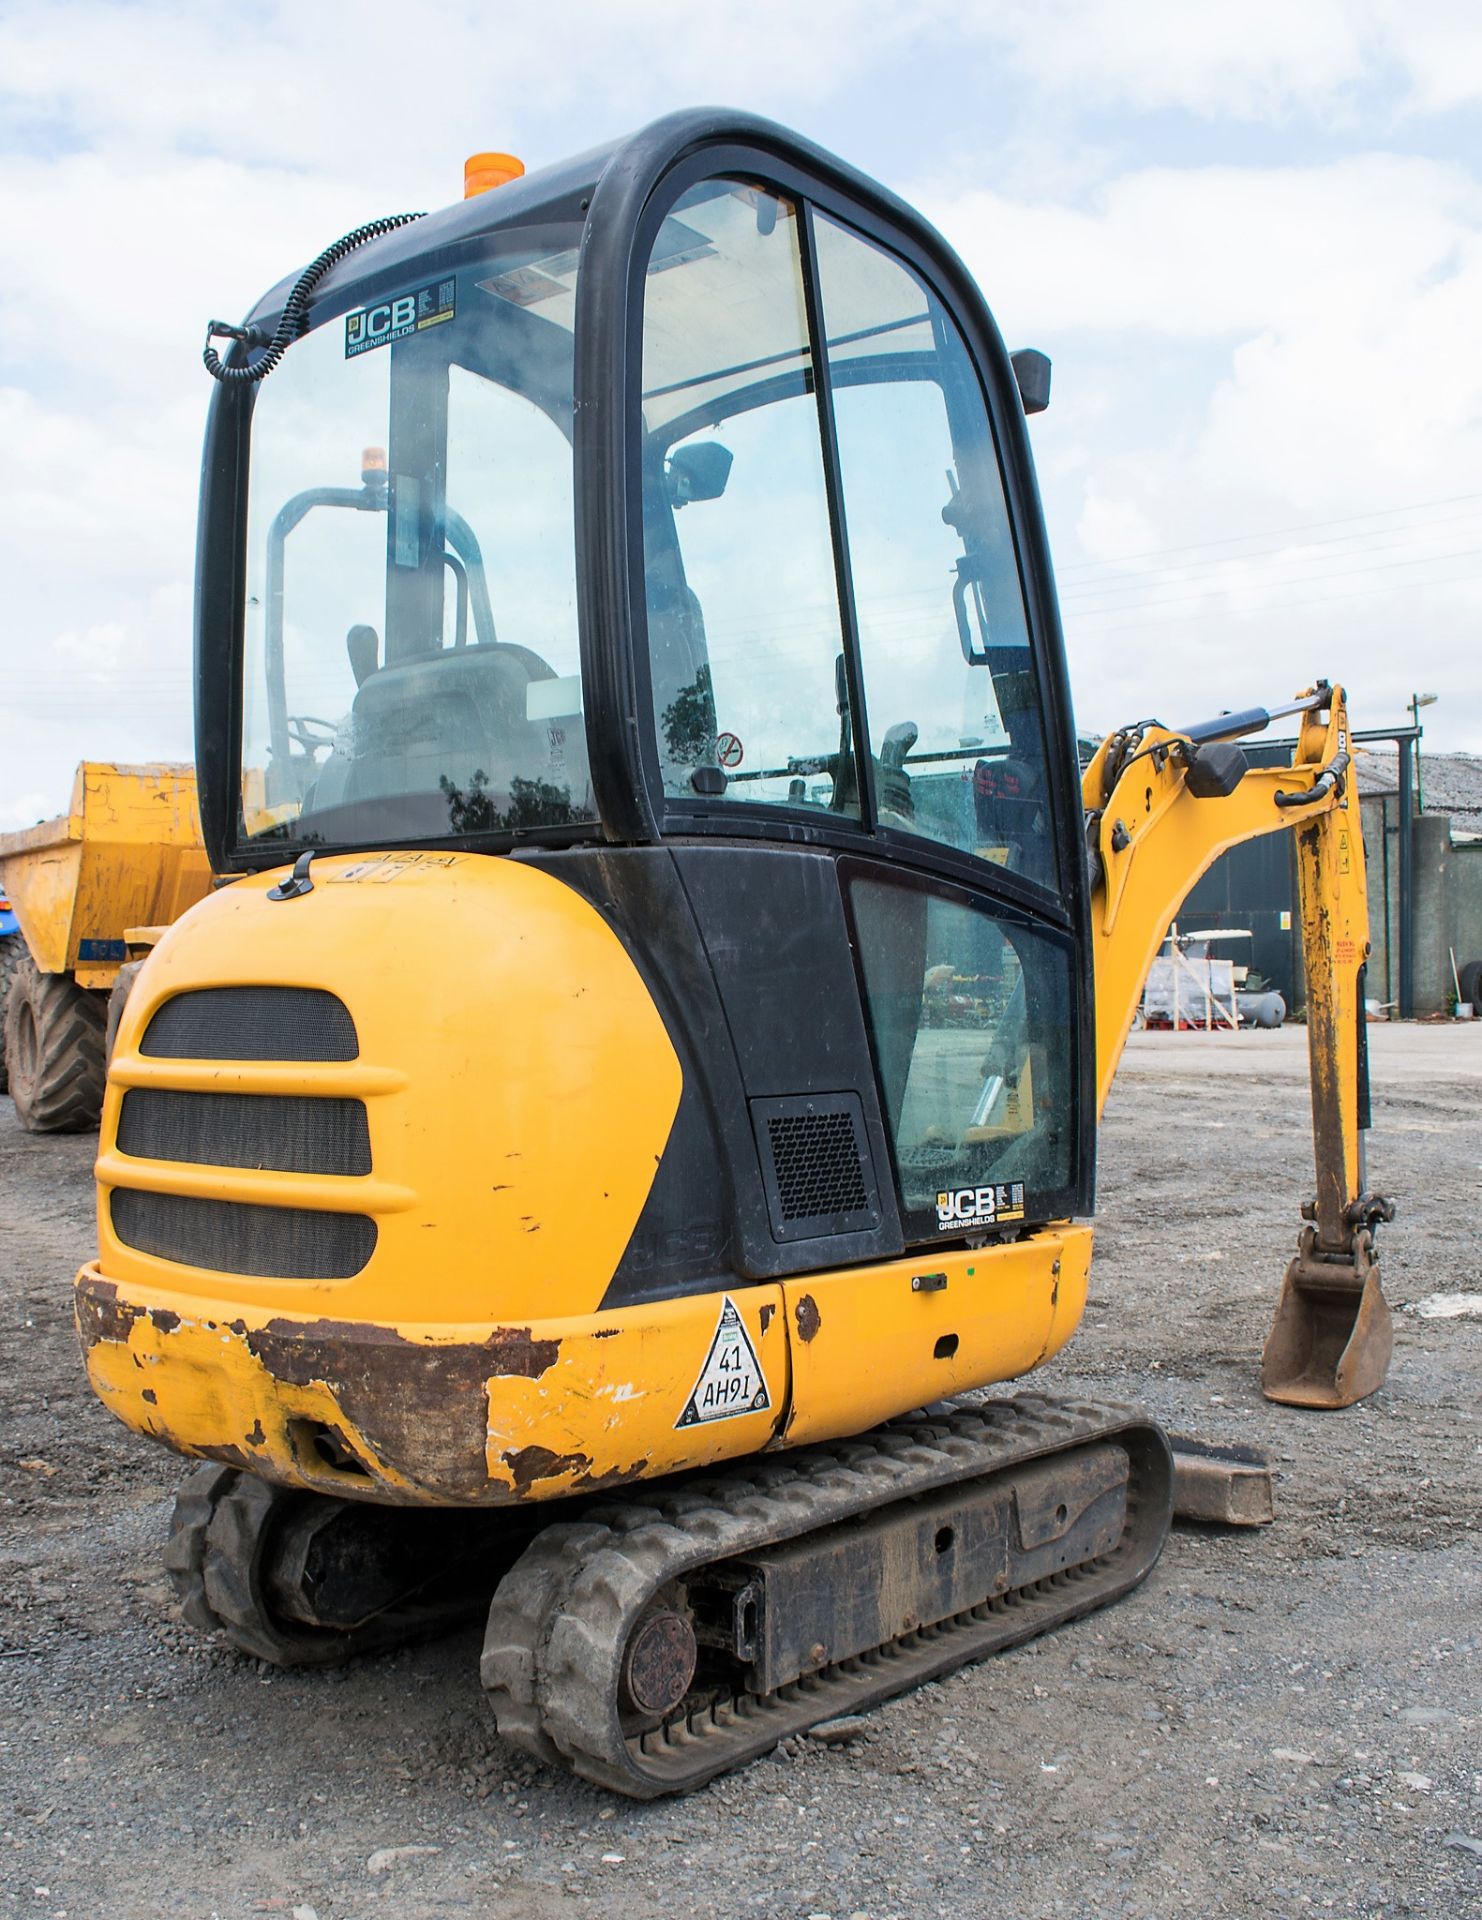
[74,112,1393,1797]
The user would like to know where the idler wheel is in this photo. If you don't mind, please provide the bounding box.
[619,1606,697,1720]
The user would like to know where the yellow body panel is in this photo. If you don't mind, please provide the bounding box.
[0,762,212,984]
[100,853,685,1327]
[76,1229,1086,1505]
[76,1267,789,1505]
[80,849,1095,1506]
[778,1226,1091,1447]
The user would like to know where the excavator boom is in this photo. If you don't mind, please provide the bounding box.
[1084,681,1394,1407]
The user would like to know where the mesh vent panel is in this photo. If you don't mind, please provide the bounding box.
[111,1189,376,1279]
[767,1111,870,1222]
[117,1089,371,1176]
[750,1093,880,1242]
[141,987,358,1062]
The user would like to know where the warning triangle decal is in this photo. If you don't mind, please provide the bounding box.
[675,1295,771,1428]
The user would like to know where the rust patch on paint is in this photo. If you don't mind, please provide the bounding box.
[481,1327,562,1378]
[795,1294,821,1343]
[238,1317,563,1500]
[500,1447,651,1498]
[140,1388,157,1405]
[149,1307,181,1334]
[503,1444,593,1494]
[572,1458,650,1494]
[246,1419,266,1446]
[758,1303,775,1334]
[75,1279,141,1346]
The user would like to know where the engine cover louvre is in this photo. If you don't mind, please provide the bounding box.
[109,1189,377,1280]
[117,1089,372,1177]
[139,986,358,1062]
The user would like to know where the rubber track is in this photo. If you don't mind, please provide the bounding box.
[4,954,107,1132]
[0,936,22,1095]
[164,1463,484,1667]
[482,1394,1173,1797]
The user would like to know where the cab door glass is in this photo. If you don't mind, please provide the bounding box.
[639,181,855,813]
[434,369,591,829]
[847,869,1075,1233]
[239,229,590,848]
[814,216,1059,892]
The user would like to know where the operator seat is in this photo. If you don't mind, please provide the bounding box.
[306,640,592,822]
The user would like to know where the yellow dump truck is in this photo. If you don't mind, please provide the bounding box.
[0,763,213,1132]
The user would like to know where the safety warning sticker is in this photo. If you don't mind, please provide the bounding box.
[345,278,456,357]
[675,1296,770,1428]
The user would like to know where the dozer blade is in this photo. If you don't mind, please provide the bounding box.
[1261,1229,1393,1410]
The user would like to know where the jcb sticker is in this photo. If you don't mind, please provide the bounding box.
[675,1296,770,1428]
[936,1182,1025,1231]
[345,278,456,357]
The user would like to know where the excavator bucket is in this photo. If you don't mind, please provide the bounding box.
[1261,1229,1393,1409]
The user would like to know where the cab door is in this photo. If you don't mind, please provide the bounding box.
[612,165,1089,1242]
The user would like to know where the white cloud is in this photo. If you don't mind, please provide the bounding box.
[1,0,1480,836]
[915,147,1482,746]
[0,0,950,178]
[966,0,1482,120]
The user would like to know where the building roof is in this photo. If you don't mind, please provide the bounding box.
[1354,746,1482,839]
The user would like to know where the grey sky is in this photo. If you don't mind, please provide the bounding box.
[3,0,1479,827]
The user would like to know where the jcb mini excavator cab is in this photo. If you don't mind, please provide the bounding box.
[76,111,1391,1796]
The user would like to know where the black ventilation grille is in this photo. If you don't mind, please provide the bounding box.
[110,1189,376,1279]
[117,1089,371,1176]
[751,1093,880,1243]
[140,987,358,1062]
[770,1111,869,1218]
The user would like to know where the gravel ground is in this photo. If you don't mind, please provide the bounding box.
[1,1023,1479,1920]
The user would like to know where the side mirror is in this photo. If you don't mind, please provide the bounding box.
[1011,349,1051,416]
[666,441,733,508]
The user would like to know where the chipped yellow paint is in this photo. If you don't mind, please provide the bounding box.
[0,762,212,982]
[76,1225,1089,1506]
[76,1265,789,1506]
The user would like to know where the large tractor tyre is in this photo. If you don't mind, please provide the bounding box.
[0,935,23,1095]
[105,958,146,1064]
[3,954,108,1132]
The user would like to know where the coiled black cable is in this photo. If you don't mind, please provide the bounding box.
[203,211,427,383]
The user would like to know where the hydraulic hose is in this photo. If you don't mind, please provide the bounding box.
[203,212,426,383]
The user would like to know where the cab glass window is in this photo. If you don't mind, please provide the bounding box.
[847,869,1075,1233]
[240,229,592,848]
[814,217,1059,892]
[638,181,855,814]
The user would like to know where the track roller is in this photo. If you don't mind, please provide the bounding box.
[164,1464,528,1666]
[482,1394,1173,1797]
